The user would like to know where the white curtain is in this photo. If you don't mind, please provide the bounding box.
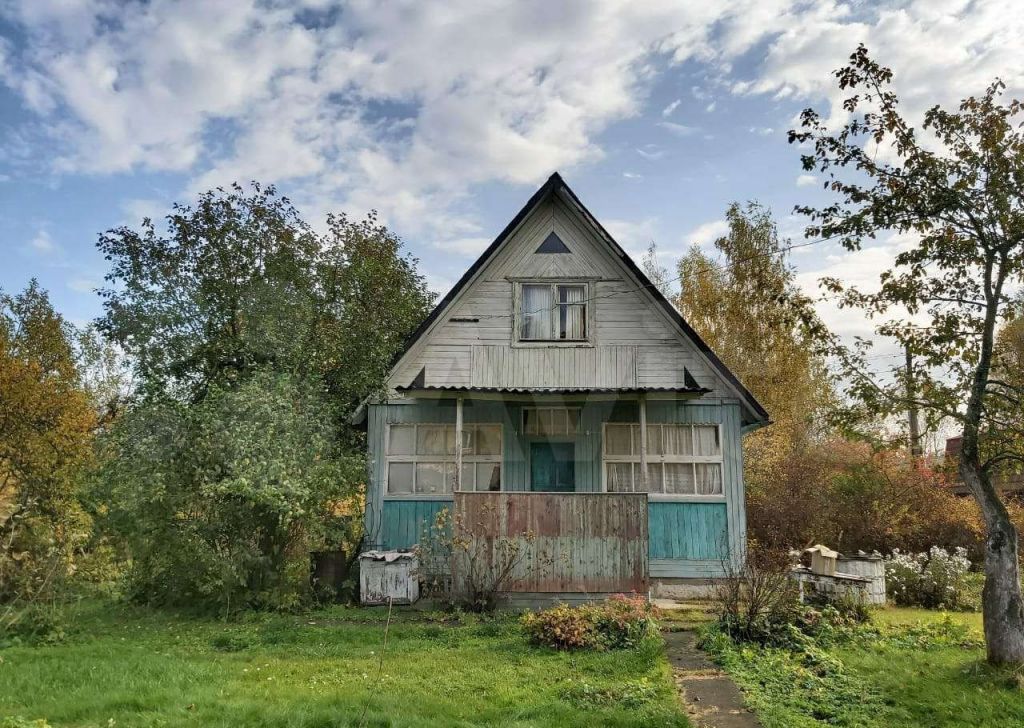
[560,285,586,339]
[521,285,553,339]
[694,426,719,456]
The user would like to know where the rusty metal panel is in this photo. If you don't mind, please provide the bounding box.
[453,492,648,593]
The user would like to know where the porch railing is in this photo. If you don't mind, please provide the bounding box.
[453,492,649,594]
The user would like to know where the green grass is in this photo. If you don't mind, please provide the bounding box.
[0,602,687,727]
[707,607,1024,728]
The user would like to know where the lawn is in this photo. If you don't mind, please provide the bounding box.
[708,607,1024,728]
[0,601,687,728]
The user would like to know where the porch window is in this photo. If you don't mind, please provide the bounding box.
[522,407,580,437]
[602,423,723,496]
[519,283,587,341]
[386,423,503,495]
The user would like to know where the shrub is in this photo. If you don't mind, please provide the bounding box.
[521,595,659,650]
[415,507,548,613]
[884,546,975,610]
[92,372,364,612]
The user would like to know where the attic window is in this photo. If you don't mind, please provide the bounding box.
[535,231,570,254]
[519,283,588,341]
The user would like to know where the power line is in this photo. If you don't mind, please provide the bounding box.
[464,231,849,322]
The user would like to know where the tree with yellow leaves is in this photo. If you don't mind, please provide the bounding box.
[0,281,96,608]
[674,202,835,517]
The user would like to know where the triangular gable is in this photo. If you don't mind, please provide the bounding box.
[387,172,769,426]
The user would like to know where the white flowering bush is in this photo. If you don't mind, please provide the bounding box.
[884,547,974,610]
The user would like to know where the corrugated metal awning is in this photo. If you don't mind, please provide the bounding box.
[393,385,711,398]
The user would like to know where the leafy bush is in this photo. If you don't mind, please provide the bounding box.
[521,595,659,650]
[415,507,546,612]
[92,372,364,612]
[747,441,997,561]
[885,546,976,610]
[0,718,53,728]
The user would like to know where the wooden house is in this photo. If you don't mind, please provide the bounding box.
[355,173,770,600]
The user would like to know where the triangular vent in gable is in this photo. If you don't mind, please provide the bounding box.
[535,231,571,254]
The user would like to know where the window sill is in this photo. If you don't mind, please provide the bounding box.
[511,339,594,349]
[646,494,727,503]
[383,494,454,501]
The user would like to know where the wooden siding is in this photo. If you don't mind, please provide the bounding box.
[388,194,728,394]
[470,345,636,388]
[454,492,648,593]
[648,502,729,560]
[379,500,452,550]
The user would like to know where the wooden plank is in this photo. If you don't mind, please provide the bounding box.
[454,492,648,593]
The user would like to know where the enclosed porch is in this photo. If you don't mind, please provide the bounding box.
[364,391,747,587]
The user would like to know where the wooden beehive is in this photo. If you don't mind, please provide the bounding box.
[807,545,839,576]
[359,551,419,605]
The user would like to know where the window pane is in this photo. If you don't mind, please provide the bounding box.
[417,425,452,455]
[387,462,414,494]
[644,462,664,493]
[566,409,579,435]
[477,462,501,492]
[523,409,537,435]
[461,427,474,455]
[695,463,723,495]
[415,462,449,494]
[476,425,502,455]
[539,409,555,436]
[606,462,633,492]
[459,463,474,491]
[521,285,553,339]
[664,462,695,494]
[646,425,663,455]
[664,425,694,456]
[694,426,720,456]
[388,425,415,455]
[558,285,586,340]
[605,425,632,456]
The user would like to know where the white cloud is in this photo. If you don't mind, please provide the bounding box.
[67,276,98,293]
[622,171,643,180]
[657,121,698,137]
[749,126,774,136]
[604,217,659,251]
[28,229,55,253]
[636,145,664,161]
[433,236,492,257]
[1,0,1021,253]
[705,101,717,112]
[662,99,681,117]
[121,198,169,225]
[796,173,817,187]
[685,219,729,247]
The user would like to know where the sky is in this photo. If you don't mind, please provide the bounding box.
[1,0,1023,379]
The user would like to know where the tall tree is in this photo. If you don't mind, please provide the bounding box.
[675,202,833,491]
[97,183,433,417]
[791,45,1024,664]
[0,282,95,605]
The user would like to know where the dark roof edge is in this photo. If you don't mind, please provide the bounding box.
[554,182,770,426]
[387,173,564,373]
[394,385,712,395]
[386,171,770,426]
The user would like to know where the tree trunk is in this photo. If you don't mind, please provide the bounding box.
[961,457,1024,664]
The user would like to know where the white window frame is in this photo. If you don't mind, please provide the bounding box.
[513,280,592,346]
[521,407,581,439]
[384,423,503,499]
[601,423,726,502]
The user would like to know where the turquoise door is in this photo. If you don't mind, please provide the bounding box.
[530,442,576,492]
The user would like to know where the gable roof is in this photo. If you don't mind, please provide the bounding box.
[390,172,770,426]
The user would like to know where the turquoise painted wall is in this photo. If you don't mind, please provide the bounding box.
[366,397,747,578]
[648,502,729,560]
